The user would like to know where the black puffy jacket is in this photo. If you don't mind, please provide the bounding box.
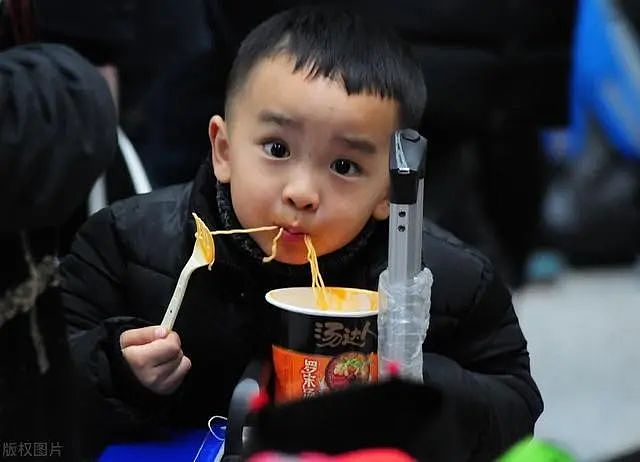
[62,161,542,459]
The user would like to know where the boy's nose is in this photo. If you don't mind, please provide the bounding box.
[282,177,320,212]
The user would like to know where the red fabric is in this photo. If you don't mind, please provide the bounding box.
[333,448,414,461]
[249,448,415,462]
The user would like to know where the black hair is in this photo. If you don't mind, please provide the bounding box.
[225,6,426,128]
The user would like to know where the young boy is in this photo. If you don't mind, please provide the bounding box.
[61,6,542,459]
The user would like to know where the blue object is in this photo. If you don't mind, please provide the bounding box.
[568,0,640,161]
[525,250,566,283]
[99,419,226,462]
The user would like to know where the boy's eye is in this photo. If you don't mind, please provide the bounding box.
[331,159,361,176]
[263,142,290,158]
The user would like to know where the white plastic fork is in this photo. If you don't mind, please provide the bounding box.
[161,214,215,330]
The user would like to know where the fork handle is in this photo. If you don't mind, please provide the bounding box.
[161,259,197,330]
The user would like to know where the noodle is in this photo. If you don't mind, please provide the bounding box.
[211,224,283,262]
[192,212,281,268]
[194,213,329,308]
[262,227,284,263]
[304,235,329,309]
[210,226,279,235]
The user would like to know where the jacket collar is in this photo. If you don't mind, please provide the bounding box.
[187,159,247,272]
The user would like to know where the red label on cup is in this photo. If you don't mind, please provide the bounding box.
[273,345,378,402]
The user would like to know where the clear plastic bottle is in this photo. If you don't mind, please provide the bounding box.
[377,267,432,382]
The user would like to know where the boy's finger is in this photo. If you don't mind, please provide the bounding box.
[121,334,182,369]
[120,325,167,349]
[153,350,184,377]
[145,335,183,365]
[157,355,192,395]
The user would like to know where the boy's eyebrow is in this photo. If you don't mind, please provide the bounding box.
[334,135,377,154]
[258,110,302,129]
[258,109,376,154]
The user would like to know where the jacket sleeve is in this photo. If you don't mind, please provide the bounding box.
[0,43,117,233]
[60,207,174,452]
[422,265,543,461]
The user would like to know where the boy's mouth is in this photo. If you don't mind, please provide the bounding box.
[280,227,306,243]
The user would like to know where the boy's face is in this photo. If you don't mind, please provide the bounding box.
[209,55,397,264]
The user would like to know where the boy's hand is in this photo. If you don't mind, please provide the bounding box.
[120,326,192,395]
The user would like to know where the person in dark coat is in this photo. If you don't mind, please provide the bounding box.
[61,7,542,460]
[0,43,117,459]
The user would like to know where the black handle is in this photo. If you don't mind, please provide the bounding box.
[224,359,272,458]
[389,129,427,204]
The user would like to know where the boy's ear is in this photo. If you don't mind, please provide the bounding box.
[209,115,231,183]
[372,197,390,221]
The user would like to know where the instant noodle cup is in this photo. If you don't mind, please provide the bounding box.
[265,287,378,403]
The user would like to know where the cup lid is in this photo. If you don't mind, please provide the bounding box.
[265,287,378,317]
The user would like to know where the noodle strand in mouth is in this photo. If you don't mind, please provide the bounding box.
[210,225,280,236]
[304,235,329,309]
[195,213,329,308]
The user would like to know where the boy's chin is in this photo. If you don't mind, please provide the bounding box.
[272,254,309,266]
[264,246,311,265]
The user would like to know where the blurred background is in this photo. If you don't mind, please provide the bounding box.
[516,266,640,461]
[2,0,639,459]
